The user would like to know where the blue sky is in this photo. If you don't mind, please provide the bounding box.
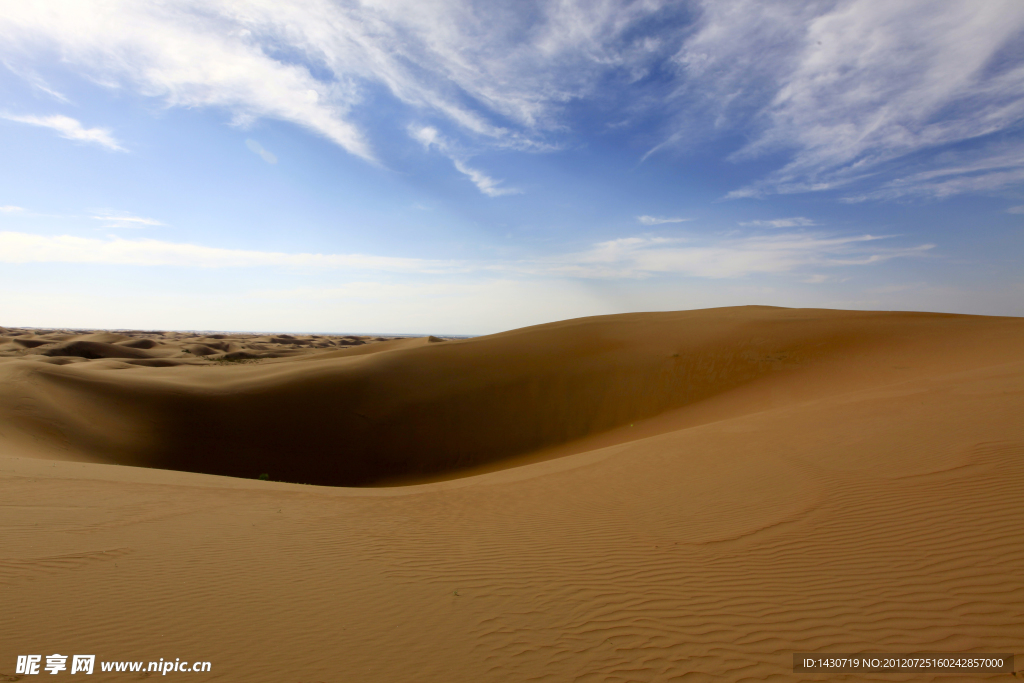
[1,0,1022,334]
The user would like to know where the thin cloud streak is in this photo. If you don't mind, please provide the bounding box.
[0,229,933,280]
[0,232,459,272]
[2,60,71,103]
[91,212,165,229]
[533,233,933,279]
[245,139,278,165]
[411,125,520,196]
[638,215,690,225]
[451,160,521,197]
[0,113,124,151]
[738,217,816,228]
[842,143,1024,201]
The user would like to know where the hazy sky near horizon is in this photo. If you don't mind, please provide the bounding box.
[1,0,1023,334]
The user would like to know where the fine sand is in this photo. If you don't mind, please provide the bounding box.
[1,306,1021,681]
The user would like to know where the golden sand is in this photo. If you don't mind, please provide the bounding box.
[2,306,1021,681]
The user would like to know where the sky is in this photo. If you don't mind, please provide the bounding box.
[0,0,1022,335]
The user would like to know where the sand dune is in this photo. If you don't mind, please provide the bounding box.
[1,306,1021,681]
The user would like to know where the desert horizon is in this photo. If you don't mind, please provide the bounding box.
[3,305,1022,680]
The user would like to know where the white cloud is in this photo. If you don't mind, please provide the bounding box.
[0,205,24,213]
[840,141,1024,201]
[410,125,443,151]
[451,160,521,197]
[845,168,1024,203]
[0,229,932,281]
[2,60,71,103]
[0,113,124,151]
[0,1,678,164]
[245,139,277,164]
[1,1,1022,201]
[0,3,371,159]
[738,217,816,228]
[1008,205,1024,214]
[411,125,520,196]
[675,0,1024,199]
[536,233,933,279]
[0,231,459,272]
[90,212,164,229]
[638,215,690,225]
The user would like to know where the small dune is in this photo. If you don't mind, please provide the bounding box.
[12,338,50,348]
[120,338,160,349]
[70,331,132,344]
[183,343,218,356]
[37,340,155,360]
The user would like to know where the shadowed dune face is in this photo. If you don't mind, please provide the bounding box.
[1,306,1022,486]
[41,340,155,359]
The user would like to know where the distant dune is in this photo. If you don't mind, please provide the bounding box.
[2,306,1021,681]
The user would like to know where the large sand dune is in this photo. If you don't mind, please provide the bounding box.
[1,306,1021,681]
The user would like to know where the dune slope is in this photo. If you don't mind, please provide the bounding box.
[1,306,1021,486]
[0,307,1022,682]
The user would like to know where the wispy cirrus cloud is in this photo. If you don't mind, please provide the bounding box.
[0,205,25,213]
[90,212,165,229]
[0,231,460,272]
[536,233,933,279]
[2,60,71,103]
[0,113,124,151]
[0,229,933,281]
[637,215,690,225]
[841,142,1024,202]
[1008,205,1024,215]
[451,160,521,197]
[3,1,1020,202]
[0,1,675,164]
[738,217,816,228]
[674,0,1024,200]
[411,125,520,196]
[245,139,277,165]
